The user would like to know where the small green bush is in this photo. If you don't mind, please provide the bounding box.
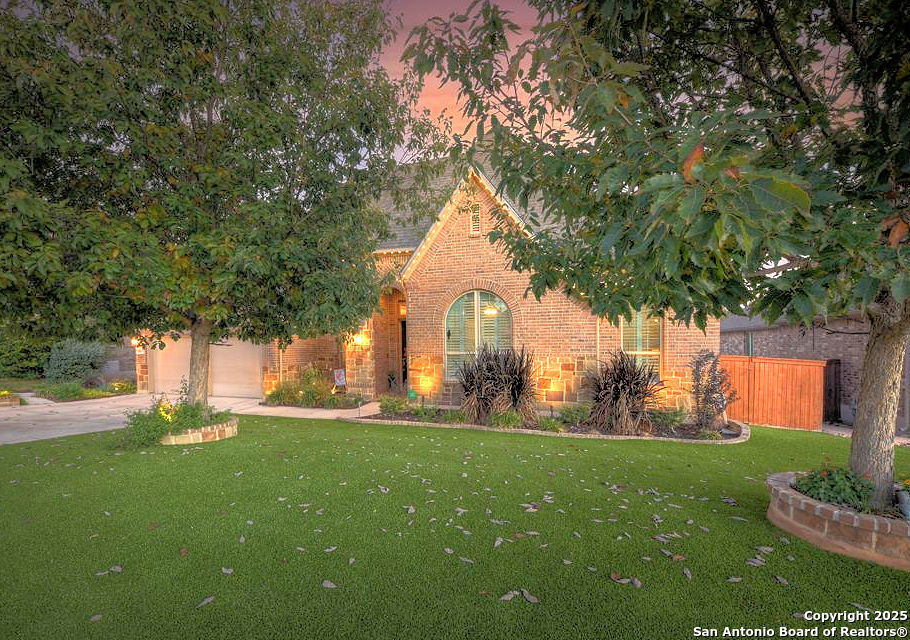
[264,366,332,407]
[441,409,467,424]
[409,404,439,421]
[538,416,564,432]
[794,465,873,512]
[488,409,523,429]
[108,379,137,394]
[379,395,409,415]
[649,406,686,429]
[323,393,362,409]
[44,339,108,384]
[121,397,232,449]
[558,403,591,427]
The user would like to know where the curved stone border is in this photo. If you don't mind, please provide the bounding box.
[348,417,750,444]
[159,416,238,446]
[0,394,22,407]
[767,472,910,572]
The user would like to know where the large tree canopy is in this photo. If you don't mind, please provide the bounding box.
[0,0,446,404]
[406,0,909,507]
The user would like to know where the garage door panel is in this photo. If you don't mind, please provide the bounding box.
[210,340,263,398]
[149,336,192,396]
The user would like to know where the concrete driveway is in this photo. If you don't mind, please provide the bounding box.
[0,394,379,445]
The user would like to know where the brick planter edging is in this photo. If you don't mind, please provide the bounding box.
[0,394,21,407]
[347,417,750,445]
[766,472,910,572]
[159,417,239,446]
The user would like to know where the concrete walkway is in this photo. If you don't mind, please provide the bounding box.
[822,423,910,447]
[0,394,379,445]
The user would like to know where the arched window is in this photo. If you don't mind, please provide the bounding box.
[620,309,661,369]
[445,291,512,379]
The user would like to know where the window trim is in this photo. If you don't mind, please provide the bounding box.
[444,290,512,381]
[619,310,662,371]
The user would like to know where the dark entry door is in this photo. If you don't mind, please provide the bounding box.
[400,320,407,384]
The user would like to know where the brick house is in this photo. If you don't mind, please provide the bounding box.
[720,313,909,433]
[136,167,719,408]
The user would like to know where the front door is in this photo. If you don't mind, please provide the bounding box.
[400,320,407,384]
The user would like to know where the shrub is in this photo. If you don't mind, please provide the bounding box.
[379,394,409,415]
[586,352,663,435]
[649,406,686,430]
[557,403,591,428]
[44,339,108,384]
[121,396,232,449]
[441,409,467,424]
[322,393,361,409]
[0,328,54,378]
[538,416,564,432]
[34,381,114,401]
[487,409,523,429]
[794,465,874,512]
[108,379,136,394]
[690,350,736,431]
[264,366,332,407]
[410,403,440,421]
[458,345,536,425]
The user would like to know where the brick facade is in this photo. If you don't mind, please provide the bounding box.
[399,173,719,408]
[721,317,908,432]
[262,335,340,395]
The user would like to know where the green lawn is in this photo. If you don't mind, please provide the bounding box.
[1,418,907,640]
[0,376,42,393]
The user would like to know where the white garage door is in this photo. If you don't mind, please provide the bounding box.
[210,340,263,398]
[149,336,192,396]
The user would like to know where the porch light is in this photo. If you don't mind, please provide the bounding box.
[398,303,407,317]
[130,337,140,347]
[482,305,499,316]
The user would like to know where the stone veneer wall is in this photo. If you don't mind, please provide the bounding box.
[767,472,910,572]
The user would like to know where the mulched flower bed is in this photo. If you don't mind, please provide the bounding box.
[371,412,743,440]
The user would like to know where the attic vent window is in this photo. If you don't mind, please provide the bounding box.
[469,203,481,236]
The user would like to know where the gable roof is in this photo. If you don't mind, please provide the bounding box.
[376,162,542,253]
[398,167,531,282]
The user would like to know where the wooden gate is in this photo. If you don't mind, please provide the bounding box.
[719,355,826,430]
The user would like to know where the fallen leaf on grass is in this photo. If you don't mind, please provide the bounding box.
[322,580,336,589]
[683,567,692,581]
[196,595,215,608]
[521,589,539,603]
[499,590,518,602]
[222,567,233,576]
[89,614,102,622]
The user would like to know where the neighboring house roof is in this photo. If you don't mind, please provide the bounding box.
[721,309,867,332]
[720,314,776,332]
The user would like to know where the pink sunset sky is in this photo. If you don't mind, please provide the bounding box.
[379,0,537,131]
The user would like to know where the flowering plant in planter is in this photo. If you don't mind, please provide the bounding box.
[898,477,910,520]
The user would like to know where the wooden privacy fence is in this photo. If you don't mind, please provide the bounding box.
[718,355,826,431]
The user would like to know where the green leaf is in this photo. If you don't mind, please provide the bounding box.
[750,177,810,214]
[893,276,910,303]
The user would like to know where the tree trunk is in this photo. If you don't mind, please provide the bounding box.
[849,308,910,510]
[186,318,213,406]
